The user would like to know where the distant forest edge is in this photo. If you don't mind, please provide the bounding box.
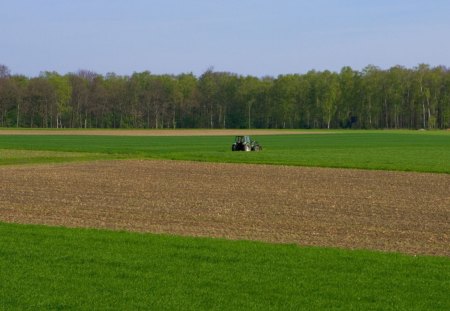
[0,64,449,129]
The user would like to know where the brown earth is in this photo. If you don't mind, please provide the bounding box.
[0,129,331,136]
[0,160,449,256]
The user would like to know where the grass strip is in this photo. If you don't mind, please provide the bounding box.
[0,149,116,166]
[1,222,449,310]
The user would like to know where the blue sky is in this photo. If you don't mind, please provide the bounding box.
[1,0,450,77]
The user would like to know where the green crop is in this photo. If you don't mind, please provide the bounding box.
[0,130,449,173]
[1,222,449,310]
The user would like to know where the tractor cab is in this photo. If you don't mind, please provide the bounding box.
[235,135,250,144]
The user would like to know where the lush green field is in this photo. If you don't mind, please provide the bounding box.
[1,222,449,310]
[0,130,449,173]
[1,130,449,309]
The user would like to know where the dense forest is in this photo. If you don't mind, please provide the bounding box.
[0,64,449,129]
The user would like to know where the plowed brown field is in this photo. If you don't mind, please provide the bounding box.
[1,160,449,256]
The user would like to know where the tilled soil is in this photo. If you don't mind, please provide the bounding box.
[0,160,449,256]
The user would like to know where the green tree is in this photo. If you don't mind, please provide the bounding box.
[0,79,16,126]
[25,77,56,127]
[198,68,219,128]
[271,75,300,128]
[338,66,361,128]
[322,72,340,129]
[43,72,72,128]
[177,73,199,128]
[238,76,261,129]
[361,66,383,128]
[104,73,128,128]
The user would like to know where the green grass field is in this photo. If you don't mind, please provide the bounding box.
[1,130,449,310]
[1,222,449,310]
[0,130,449,173]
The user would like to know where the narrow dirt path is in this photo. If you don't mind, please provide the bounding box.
[0,129,331,136]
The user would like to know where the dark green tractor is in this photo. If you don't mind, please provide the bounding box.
[231,136,262,152]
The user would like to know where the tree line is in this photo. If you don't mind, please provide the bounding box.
[0,64,449,129]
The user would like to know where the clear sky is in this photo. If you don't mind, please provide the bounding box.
[1,0,450,77]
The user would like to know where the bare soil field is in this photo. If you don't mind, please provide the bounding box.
[0,129,330,136]
[1,160,449,256]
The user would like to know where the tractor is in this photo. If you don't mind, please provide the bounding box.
[231,135,262,151]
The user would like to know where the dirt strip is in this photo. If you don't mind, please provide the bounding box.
[0,160,449,256]
[0,129,332,136]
